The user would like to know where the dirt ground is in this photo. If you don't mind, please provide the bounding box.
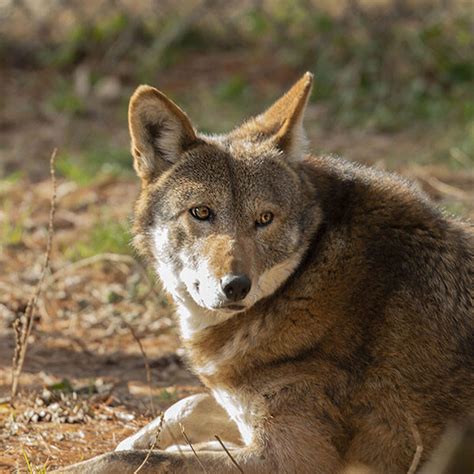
[0,174,204,472]
[0,62,473,472]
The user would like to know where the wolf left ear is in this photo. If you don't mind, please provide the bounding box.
[128,85,198,181]
[237,72,314,161]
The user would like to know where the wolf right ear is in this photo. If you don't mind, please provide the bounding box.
[233,72,313,162]
[128,86,198,181]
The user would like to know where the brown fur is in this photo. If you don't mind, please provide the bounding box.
[57,73,473,473]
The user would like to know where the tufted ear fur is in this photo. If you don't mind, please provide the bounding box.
[128,85,198,181]
[235,72,314,161]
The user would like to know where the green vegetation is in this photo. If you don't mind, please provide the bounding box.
[22,449,47,474]
[442,201,470,218]
[47,78,86,116]
[0,199,28,247]
[433,121,474,170]
[1,1,471,186]
[40,13,129,69]
[1,171,23,185]
[64,219,131,261]
[308,11,473,130]
[153,2,473,131]
[156,388,178,403]
[5,1,471,133]
[57,147,133,185]
[449,122,474,168]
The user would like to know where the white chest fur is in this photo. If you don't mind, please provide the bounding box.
[212,387,255,446]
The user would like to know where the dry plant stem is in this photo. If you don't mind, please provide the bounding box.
[424,175,469,200]
[123,320,155,417]
[133,438,157,474]
[407,415,423,474]
[133,412,164,474]
[180,424,208,473]
[214,435,244,473]
[156,411,165,444]
[44,252,160,300]
[45,253,135,284]
[11,148,57,401]
[163,423,185,457]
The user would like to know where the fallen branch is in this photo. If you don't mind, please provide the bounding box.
[11,149,57,401]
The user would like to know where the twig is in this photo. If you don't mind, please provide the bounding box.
[163,423,185,457]
[215,435,244,473]
[133,412,164,474]
[407,414,423,474]
[180,424,208,473]
[123,320,155,417]
[133,438,156,474]
[46,253,134,284]
[11,148,57,400]
[156,411,166,445]
[44,252,160,301]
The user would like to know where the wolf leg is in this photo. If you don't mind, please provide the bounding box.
[56,413,343,474]
[53,448,270,474]
[116,393,241,452]
[55,436,341,474]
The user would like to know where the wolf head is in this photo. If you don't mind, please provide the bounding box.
[130,73,322,336]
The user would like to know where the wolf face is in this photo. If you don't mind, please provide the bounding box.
[130,74,322,336]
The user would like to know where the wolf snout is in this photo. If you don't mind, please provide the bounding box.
[221,274,251,302]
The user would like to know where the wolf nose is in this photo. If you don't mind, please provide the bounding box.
[221,274,251,302]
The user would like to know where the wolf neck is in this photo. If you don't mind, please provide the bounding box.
[178,235,330,381]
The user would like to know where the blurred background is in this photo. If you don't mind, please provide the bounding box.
[1,0,473,181]
[0,0,473,471]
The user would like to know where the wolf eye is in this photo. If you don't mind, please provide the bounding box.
[190,206,211,221]
[256,211,274,227]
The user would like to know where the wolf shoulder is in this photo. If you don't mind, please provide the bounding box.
[298,153,472,320]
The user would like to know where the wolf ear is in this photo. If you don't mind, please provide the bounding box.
[128,85,198,181]
[243,72,313,161]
